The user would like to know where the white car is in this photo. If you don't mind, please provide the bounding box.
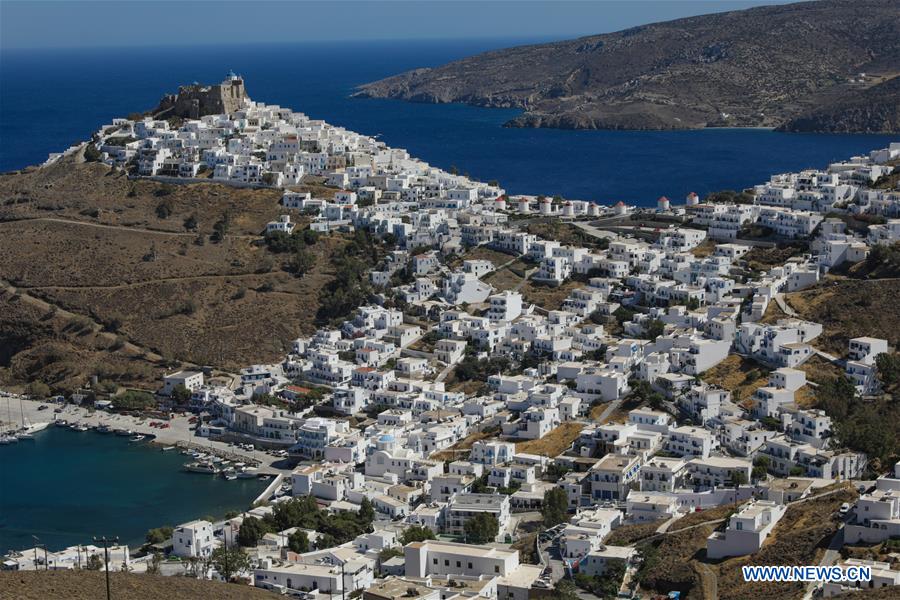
[839,503,851,516]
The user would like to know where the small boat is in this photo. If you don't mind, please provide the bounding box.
[222,468,238,481]
[15,432,35,440]
[96,424,112,434]
[72,424,89,432]
[26,422,49,433]
[180,449,193,455]
[55,419,68,427]
[258,474,272,481]
[161,446,176,452]
[114,429,133,437]
[183,461,220,474]
[130,435,146,442]
[237,466,259,479]
[0,436,14,445]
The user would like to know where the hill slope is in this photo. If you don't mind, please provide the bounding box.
[0,571,275,600]
[0,160,341,393]
[778,74,900,133]
[355,0,900,131]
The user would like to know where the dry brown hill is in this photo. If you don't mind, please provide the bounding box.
[0,571,275,600]
[356,0,900,131]
[0,160,343,394]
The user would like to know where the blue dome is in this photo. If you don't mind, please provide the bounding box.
[379,434,395,442]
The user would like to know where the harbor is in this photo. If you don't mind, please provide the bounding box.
[0,396,290,553]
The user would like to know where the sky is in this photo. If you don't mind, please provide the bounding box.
[1,0,795,50]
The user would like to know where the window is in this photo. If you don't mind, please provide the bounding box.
[494,565,500,573]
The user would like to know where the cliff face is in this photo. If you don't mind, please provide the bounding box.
[355,0,900,132]
[154,76,249,119]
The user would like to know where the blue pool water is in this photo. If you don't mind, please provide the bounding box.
[0,427,264,552]
[1,40,896,204]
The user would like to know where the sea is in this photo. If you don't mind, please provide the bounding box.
[1,40,897,203]
[0,426,265,552]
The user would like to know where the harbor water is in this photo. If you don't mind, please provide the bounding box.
[0,426,265,552]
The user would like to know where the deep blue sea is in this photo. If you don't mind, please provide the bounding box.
[0,427,265,552]
[1,40,897,204]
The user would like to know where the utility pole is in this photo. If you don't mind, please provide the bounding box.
[93,535,118,600]
[31,536,43,571]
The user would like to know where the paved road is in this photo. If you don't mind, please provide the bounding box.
[593,397,624,424]
[774,293,798,317]
[802,525,845,600]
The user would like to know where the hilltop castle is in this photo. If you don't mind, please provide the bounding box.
[154,72,249,119]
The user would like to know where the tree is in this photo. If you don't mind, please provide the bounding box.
[237,516,268,547]
[25,381,51,398]
[85,554,104,570]
[316,532,337,550]
[211,213,231,243]
[542,487,569,527]
[644,319,666,341]
[210,546,250,581]
[400,525,435,545]
[170,384,191,404]
[876,353,900,389]
[463,513,499,544]
[114,390,156,411]
[146,552,163,575]
[288,530,309,553]
[83,144,102,162]
[183,214,199,231]
[155,199,174,219]
[289,249,316,276]
[145,525,174,545]
[752,455,770,480]
[470,473,490,493]
[729,470,749,487]
[359,498,375,524]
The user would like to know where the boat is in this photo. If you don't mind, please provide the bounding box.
[236,466,259,479]
[0,435,16,445]
[258,474,272,481]
[55,419,68,427]
[15,432,34,440]
[96,424,111,434]
[72,424,89,432]
[161,446,176,452]
[114,429,133,437]
[130,435,146,442]
[183,461,220,474]
[25,422,49,433]
[222,468,238,481]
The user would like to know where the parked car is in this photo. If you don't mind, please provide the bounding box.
[839,503,851,516]
[37,405,49,411]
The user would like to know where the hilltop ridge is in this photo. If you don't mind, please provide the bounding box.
[355,0,900,132]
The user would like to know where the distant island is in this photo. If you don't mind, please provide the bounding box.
[355,0,900,133]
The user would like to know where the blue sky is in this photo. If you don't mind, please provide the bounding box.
[1,0,793,50]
